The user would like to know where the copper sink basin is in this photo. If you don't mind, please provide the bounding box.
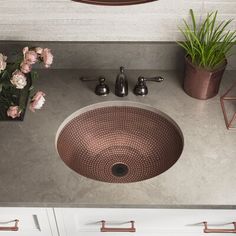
[56,102,184,183]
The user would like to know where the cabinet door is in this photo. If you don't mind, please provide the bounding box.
[0,208,58,236]
[54,208,236,236]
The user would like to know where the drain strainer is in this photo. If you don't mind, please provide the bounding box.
[112,163,129,177]
[56,102,184,183]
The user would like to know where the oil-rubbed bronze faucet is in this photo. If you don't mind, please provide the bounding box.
[115,66,128,97]
[80,76,110,96]
[133,76,164,96]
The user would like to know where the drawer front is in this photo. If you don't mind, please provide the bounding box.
[0,208,57,236]
[55,208,236,236]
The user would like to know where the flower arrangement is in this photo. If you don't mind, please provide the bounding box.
[0,47,53,120]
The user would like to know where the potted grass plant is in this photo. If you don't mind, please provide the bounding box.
[178,9,236,99]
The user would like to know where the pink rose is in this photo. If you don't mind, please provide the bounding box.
[22,47,29,57]
[7,106,21,119]
[35,47,43,55]
[0,53,7,73]
[41,48,53,68]
[20,61,32,74]
[29,91,46,112]
[24,50,38,64]
[10,70,27,89]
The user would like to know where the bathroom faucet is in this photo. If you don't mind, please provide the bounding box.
[115,66,128,97]
[80,76,110,96]
[133,76,164,96]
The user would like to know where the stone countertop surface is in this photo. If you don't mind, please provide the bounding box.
[0,69,235,208]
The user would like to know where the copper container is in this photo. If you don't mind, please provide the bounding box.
[184,56,227,100]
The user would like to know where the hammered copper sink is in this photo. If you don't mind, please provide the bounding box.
[56,102,184,183]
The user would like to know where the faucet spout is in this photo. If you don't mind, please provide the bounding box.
[115,66,128,97]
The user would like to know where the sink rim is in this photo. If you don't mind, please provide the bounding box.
[55,101,184,153]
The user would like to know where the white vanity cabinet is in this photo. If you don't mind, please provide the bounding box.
[0,208,58,236]
[54,208,236,236]
[1,207,235,236]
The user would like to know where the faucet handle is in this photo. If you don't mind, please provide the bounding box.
[133,76,148,96]
[133,75,164,96]
[80,76,97,82]
[80,76,110,96]
[95,76,110,96]
[145,76,164,82]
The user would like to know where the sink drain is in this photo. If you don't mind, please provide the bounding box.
[112,163,129,177]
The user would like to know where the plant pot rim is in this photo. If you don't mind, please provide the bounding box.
[185,55,227,73]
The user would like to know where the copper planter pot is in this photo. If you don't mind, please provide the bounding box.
[184,56,227,100]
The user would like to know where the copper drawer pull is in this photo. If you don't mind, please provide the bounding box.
[100,220,136,232]
[0,219,19,231]
[203,222,236,233]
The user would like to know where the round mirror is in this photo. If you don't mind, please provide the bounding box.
[72,0,157,6]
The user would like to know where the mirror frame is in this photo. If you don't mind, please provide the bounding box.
[72,0,157,6]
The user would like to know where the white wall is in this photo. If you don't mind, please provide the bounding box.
[0,0,235,41]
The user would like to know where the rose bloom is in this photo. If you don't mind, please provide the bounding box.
[0,53,7,73]
[23,46,29,56]
[35,47,43,55]
[25,50,38,64]
[10,70,27,89]
[41,48,53,68]
[7,106,21,119]
[29,91,46,112]
[20,61,32,74]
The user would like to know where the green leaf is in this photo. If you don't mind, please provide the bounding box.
[190,9,196,34]
[30,71,39,80]
[177,9,236,69]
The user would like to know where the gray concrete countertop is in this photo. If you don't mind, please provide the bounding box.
[0,69,235,207]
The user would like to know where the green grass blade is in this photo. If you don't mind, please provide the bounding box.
[189,9,196,33]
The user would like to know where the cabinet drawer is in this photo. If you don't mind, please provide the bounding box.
[0,208,57,236]
[55,208,236,236]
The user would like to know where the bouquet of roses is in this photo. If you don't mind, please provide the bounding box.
[0,46,53,120]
